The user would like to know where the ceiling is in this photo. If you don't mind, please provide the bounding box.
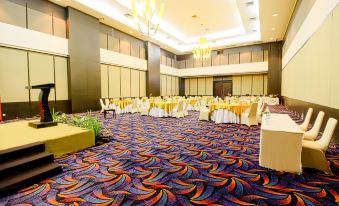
[49,0,297,55]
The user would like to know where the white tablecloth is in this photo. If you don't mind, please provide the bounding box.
[211,109,240,124]
[266,97,279,105]
[260,114,304,173]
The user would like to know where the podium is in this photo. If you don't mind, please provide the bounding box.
[26,83,57,128]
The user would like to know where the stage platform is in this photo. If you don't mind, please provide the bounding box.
[0,121,95,157]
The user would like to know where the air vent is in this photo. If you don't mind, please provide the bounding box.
[124,13,132,18]
[245,1,254,6]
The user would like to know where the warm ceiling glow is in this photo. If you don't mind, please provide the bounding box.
[75,0,261,53]
[193,37,212,60]
[131,0,165,36]
[273,13,278,17]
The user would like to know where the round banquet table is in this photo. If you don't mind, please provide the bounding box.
[149,102,179,117]
[210,103,250,124]
[109,99,133,114]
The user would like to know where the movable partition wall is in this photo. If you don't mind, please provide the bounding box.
[160,75,180,97]
[184,74,267,96]
[0,0,66,38]
[100,65,147,98]
[0,47,68,103]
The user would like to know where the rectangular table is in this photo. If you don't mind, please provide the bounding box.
[259,113,304,173]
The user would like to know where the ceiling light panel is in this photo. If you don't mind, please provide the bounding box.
[75,0,261,53]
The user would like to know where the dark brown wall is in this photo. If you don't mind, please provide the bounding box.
[282,96,339,144]
[146,42,161,96]
[1,101,71,120]
[267,42,282,96]
[179,78,185,96]
[67,8,101,112]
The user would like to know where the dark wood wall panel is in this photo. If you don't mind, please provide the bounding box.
[2,100,71,120]
[67,8,101,112]
[267,42,282,95]
[146,42,161,96]
[282,96,339,143]
[179,78,185,96]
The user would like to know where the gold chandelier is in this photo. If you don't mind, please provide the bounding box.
[193,37,212,60]
[131,0,165,36]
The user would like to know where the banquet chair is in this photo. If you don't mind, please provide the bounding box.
[199,101,209,121]
[140,101,150,116]
[100,99,108,113]
[256,102,264,124]
[173,101,184,118]
[301,118,337,174]
[304,111,325,141]
[184,101,189,116]
[129,99,139,113]
[240,102,258,126]
[300,108,313,132]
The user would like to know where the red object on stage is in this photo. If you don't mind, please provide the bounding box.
[0,97,3,122]
[38,101,44,122]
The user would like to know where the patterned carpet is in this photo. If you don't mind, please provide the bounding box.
[1,106,338,205]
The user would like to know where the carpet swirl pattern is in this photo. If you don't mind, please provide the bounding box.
[0,106,338,205]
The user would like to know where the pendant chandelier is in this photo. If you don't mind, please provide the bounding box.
[131,0,165,36]
[193,37,212,60]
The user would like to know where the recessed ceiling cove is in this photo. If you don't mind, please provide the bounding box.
[74,0,261,52]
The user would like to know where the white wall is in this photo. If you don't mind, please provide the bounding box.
[161,62,268,77]
[282,4,339,109]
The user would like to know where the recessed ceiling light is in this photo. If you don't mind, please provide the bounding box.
[271,27,276,31]
[270,37,274,40]
[56,0,61,1]
[273,13,278,17]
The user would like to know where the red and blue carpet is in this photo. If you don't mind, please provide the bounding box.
[0,106,338,205]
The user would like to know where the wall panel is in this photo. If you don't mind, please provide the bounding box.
[175,77,179,95]
[186,59,193,68]
[54,56,68,100]
[229,53,240,64]
[28,52,55,101]
[205,77,213,95]
[264,74,268,95]
[53,16,66,38]
[109,66,120,98]
[241,75,252,95]
[131,43,139,58]
[28,8,53,35]
[240,51,251,63]
[161,75,167,96]
[171,76,176,95]
[198,78,206,95]
[185,78,190,95]
[0,47,28,102]
[130,69,140,97]
[0,0,26,28]
[100,65,108,98]
[166,75,172,96]
[189,78,198,95]
[232,76,242,95]
[120,67,131,97]
[252,74,264,95]
[120,38,130,55]
[140,71,146,97]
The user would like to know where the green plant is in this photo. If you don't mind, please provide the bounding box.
[52,109,102,138]
[52,108,68,124]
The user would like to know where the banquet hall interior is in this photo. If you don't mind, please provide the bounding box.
[0,0,338,205]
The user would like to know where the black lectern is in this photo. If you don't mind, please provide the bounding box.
[26,83,57,128]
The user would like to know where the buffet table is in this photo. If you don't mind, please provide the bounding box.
[210,103,250,124]
[259,113,304,173]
